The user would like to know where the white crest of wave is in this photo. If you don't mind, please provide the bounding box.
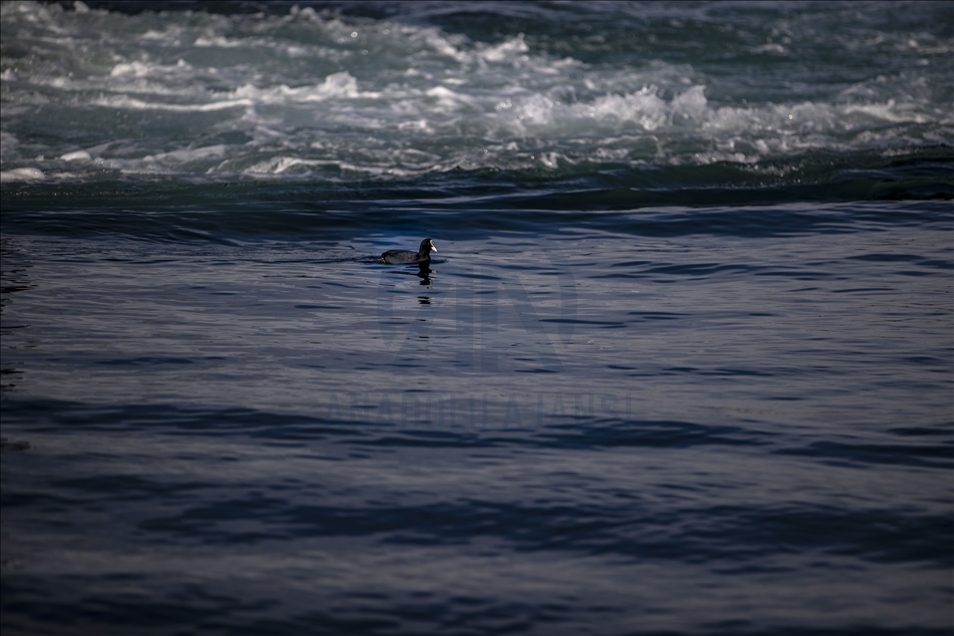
[233,72,363,103]
[110,59,193,78]
[0,167,45,182]
[1,0,948,180]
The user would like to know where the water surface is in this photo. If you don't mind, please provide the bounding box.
[2,2,952,634]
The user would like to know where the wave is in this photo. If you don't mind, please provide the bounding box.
[0,1,951,185]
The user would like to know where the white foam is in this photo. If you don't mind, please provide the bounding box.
[91,95,254,112]
[0,0,948,180]
[479,34,530,63]
[0,167,45,182]
[751,43,789,55]
[110,59,193,78]
[60,150,92,161]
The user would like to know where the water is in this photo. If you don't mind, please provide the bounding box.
[1,2,952,634]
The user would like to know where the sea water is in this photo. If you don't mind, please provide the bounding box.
[1,2,952,634]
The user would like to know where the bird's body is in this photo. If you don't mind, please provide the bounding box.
[381,238,437,265]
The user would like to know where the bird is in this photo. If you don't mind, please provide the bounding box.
[380,238,437,265]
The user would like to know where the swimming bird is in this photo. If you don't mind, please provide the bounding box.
[381,238,437,265]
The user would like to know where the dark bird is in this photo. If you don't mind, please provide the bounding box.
[381,238,437,265]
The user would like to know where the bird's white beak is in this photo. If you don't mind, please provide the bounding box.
[431,245,437,252]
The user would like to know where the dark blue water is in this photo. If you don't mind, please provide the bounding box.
[2,2,952,634]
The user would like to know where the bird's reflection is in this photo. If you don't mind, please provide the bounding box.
[389,262,433,288]
[416,263,433,286]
